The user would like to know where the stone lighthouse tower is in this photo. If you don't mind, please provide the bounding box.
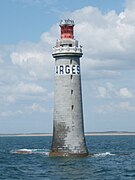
[49,19,88,157]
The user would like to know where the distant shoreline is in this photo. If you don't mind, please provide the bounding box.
[0,132,135,137]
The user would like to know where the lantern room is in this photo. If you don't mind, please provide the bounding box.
[60,19,74,39]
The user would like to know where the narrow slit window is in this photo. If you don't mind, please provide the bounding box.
[71,105,74,110]
[70,59,72,64]
[71,89,73,94]
[71,75,73,79]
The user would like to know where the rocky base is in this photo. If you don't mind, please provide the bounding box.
[49,151,89,157]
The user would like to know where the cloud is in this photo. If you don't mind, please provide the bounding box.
[125,0,135,11]
[11,51,50,69]
[119,88,133,98]
[94,83,134,99]
[0,54,4,63]
[31,103,47,113]
[6,2,135,84]
[10,41,54,80]
[15,82,46,94]
[2,1,135,83]
[40,24,58,47]
[0,111,13,117]
[59,4,135,72]
[0,110,23,118]
[94,82,115,98]
[118,101,135,111]
[33,3,135,74]
[6,96,16,103]
[96,101,135,114]
[97,86,108,98]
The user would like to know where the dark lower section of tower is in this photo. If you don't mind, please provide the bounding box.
[49,119,88,157]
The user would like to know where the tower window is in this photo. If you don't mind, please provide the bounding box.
[71,89,73,94]
[71,75,73,79]
[71,105,74,110]
[70,59,72,64]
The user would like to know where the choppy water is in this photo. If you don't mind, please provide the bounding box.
[0,135,135,179]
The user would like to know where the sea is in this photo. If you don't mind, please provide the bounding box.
[0,135,135,180]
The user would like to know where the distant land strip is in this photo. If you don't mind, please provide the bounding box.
[0,132,135,137]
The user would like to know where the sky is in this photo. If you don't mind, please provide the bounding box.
[0,0,135,133]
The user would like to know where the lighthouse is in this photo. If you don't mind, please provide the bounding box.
[49,19,88,157]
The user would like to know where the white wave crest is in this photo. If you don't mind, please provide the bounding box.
[10,148,49,155]
[93,152,116,157]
